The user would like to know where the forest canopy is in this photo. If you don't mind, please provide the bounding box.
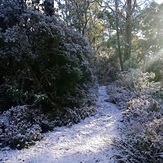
[52,0,163,81]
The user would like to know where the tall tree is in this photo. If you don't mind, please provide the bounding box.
[57,0,90,36]
[55,0,153,71]
[115,0,123,70]
[56,0,105,51]
[103,0,149,69]
[124,0,136,63]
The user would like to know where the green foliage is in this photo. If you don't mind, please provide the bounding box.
[0,2,92,112]
[145,55,163,82]
[133,2,163,72]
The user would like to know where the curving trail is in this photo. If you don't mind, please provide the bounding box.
[0,86,122,163]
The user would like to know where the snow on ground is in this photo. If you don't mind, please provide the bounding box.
[0,86,122,163]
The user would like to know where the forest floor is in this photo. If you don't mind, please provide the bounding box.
[0,86,122,163]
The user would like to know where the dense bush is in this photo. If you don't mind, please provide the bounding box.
[0,95,96,149]
[92,55,120,84]
[115,96,163,163]
[116,68,155,89]
[112,71,163,163]
[0,0,96,150]
[0,106,43,149]
[106,83,137,110]
[0,1,93,112]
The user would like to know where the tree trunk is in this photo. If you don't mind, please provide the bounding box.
[124,0,132,62]
[124,0,136,66]
[115,0,123,71]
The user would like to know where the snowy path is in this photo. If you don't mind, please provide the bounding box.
[0,86,122,163]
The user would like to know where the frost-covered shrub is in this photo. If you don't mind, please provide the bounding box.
[0,1,93,112]
[114,94,163,162]
[115,133,163,163]
[0,89,96,149]
[106,83,137,110]
[0,106,43,149]
[0,1,23,32]
[109,74,163,162]
[117,68,155,89]
[93,55,120,84]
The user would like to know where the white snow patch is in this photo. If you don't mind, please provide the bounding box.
[0,86,122,163]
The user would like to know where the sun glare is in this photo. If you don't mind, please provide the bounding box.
[154,0,163,4]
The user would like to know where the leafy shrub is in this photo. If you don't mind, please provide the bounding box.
[0,103,96,149]
[0,106,43,149]
[0,1,93,112]
[115,96,163,163]
[112,74,163,163]
[106,83,137,110]
[93,55,120,84]
[108,70,163,162]
[117,68,155,89]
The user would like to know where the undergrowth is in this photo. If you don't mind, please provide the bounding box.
[111,69,163,163]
